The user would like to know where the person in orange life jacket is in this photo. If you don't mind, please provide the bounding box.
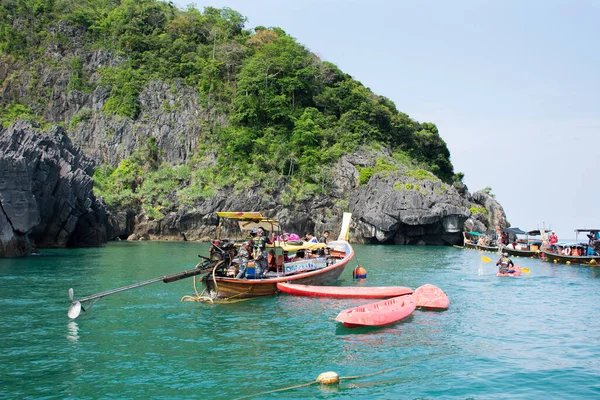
[496,253,515,274]
[549,231,558,250]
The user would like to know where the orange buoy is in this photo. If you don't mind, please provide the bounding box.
[353,265,367,279]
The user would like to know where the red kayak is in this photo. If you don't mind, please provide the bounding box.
[497,265,521,277]
[413,284,450,310]
[335,295,416,328]
[277,283,413,299]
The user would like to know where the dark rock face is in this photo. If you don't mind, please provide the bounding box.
[0,122,109,256]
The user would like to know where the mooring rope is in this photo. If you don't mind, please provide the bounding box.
[232,363,416,400]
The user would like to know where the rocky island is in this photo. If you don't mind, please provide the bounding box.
[0,1,508,257]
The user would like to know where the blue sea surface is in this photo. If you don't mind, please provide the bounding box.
[1,242,600,399]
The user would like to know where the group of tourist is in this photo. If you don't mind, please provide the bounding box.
[235,228,330,279]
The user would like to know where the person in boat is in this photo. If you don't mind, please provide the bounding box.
[304,233,318,243]
[496,252,516,274]
[292,249,305,261]
[318,231,330,256]
[236,242,252,279]
[251,227,274,278]
[549,231,558,251]
[319,231,329,244]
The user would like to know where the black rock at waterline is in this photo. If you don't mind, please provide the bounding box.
[0,121,109,256]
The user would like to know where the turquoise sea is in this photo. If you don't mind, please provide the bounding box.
[2,242,600,399]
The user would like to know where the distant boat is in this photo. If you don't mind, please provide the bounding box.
[335,295,416,328]
[541,229,600,265]
[413,284,450,310]
[500,228,543,258]
[277,283,413,299]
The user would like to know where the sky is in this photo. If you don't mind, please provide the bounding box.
[177,0,599,239]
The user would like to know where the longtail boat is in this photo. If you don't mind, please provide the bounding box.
[540,229,600,265]
[186,212,354,302]
[500,228,543,258]
[67,212,354,318]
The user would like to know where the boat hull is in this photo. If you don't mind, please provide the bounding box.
[478,244,499,252]
[502,247,539,258]
[541,250,600,265]
[277,283,413,299]
[413,284,450,310]
[335,295,416,328]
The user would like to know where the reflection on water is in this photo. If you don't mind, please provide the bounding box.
[66,321,79,343]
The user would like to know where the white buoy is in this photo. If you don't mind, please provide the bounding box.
[316,371,339,384]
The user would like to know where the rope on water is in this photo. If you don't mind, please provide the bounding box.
[232,363,415,400]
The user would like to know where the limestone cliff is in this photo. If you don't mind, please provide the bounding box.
[0,122,110,256]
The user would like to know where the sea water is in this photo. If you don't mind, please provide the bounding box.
[1,242,600,399]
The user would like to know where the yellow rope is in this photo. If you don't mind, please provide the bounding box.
[232,363,415,400]
[234,381,317,400]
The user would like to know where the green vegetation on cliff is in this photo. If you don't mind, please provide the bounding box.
[0,0,463,212]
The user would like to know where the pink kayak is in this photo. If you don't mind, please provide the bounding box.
[335,295,416,328]
[413,284,450,310]
[277,283,413,299]
[497,265,521,277]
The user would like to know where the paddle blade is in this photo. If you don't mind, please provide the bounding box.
[481,256,492,263]
[68,288,74,301]
[521,267,531,274]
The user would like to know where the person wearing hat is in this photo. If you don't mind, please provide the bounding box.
[496,252,515,274]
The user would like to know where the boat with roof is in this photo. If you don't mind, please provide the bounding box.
[500,228,544,258]
[184,211,355,302]
[540,229,600,265]
[67,211,354,318]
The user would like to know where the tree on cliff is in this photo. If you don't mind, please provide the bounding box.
[0,0,463,215]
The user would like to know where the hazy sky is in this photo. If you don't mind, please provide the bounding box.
[178,0,599,240]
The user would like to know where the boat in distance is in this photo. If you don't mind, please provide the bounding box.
[276,283,413,299]
[335,295,416,328]
[413,284,449,310]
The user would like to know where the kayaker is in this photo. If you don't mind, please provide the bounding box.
[496,253,516,274]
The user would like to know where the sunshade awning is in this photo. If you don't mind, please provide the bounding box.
[502,227,527,235]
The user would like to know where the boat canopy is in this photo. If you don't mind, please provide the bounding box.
[502,227,527,235]
[575,229,600,233]
[272,241,326,251]
[216,211,280,231]
[527,230,546,236]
